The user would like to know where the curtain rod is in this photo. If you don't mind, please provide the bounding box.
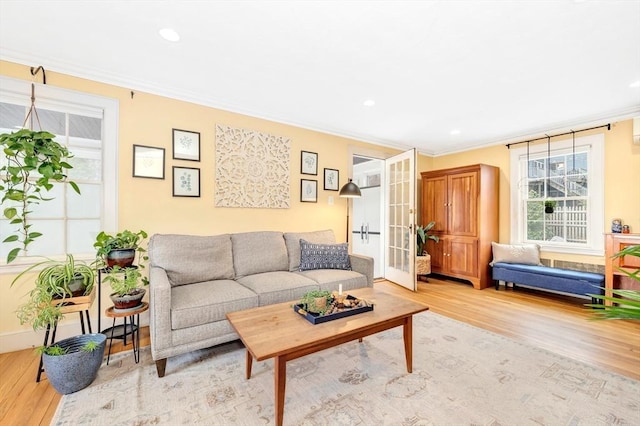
[505,123,610,149]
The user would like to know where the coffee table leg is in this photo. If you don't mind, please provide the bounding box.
[274,355,286,426]
[245,350,253,379]
[403,316,413,373]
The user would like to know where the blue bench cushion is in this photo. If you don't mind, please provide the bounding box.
[492,262,604,298]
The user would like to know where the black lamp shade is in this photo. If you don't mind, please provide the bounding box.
[339,179,361,198]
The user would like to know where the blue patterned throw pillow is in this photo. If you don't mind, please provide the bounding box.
[299,239,351,271]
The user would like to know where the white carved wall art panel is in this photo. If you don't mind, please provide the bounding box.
[215,124,290,208]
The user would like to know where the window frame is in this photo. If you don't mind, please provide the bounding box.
[509,133,604,256]
[0,75,118,273]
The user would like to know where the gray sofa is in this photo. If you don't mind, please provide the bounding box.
[148,229,373,377]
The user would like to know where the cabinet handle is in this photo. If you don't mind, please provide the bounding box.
[360,224,364,241]
[366,224,369,242]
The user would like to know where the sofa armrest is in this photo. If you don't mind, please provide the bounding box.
[149,265,173,359]
[349,253,374,287]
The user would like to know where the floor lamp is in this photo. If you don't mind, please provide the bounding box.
[339,179,362,242]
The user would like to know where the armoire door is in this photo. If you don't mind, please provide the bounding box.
[447,171,478,237]
[422,175,447,233]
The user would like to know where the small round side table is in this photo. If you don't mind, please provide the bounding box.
[103,302,148,365]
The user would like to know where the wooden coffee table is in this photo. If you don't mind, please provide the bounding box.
[226,287,429,426]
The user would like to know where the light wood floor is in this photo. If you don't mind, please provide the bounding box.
[1,277,638,425]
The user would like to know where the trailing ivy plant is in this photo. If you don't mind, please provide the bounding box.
[0,129,80,263]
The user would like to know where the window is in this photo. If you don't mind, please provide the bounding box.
[0,76,118,270]
[509,133,604,255]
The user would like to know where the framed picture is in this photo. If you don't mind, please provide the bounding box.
[323,168,339,191]
[172,129,200,161]
[301,151,318,175]
[133,145,165,179]
[300,179,317,203]
[173,166,200,197]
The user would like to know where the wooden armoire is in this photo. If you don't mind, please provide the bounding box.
[420,164,499,289]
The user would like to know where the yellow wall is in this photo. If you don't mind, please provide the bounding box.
[0,60,386,341]
[417,120,640,264]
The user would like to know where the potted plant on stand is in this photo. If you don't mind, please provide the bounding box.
[11,254,106,393]
[416,221,440,279]
[102,265,148,311]
[94,229,148,268]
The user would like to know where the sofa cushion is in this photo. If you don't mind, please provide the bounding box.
[231,231,289,278]
[171,279,258,330]
[284,229,336,271]
[149,234,235,286]
[297,269,367,293]
[490,242,541,266]
[299,239,351,271]
[236,271,318,306]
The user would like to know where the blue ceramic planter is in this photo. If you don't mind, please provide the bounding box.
[42,333,106,394]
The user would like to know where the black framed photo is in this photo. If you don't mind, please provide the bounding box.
[133,145,165,179]
[323,168,339,191]
[300,179,317,203]
[173,166,200,197]
[172,129,200,161]
[301,151,318,175]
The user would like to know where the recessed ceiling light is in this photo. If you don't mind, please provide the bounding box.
[159,28,180,42]
[630,80,640,88]
[363,99,375,107]
[450,129,461,135]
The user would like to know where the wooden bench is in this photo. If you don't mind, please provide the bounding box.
[492,262,604,302]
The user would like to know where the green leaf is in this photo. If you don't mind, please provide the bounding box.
[6,248,20,264]
[69,181,81,194]
[2,235,18,243]
[3,207,17,219]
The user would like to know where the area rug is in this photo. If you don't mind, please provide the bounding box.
[51,312,639,425]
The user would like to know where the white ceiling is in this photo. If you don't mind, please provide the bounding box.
[1,1,639,156]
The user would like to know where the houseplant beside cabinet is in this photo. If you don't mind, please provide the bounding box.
[416,221,439,276]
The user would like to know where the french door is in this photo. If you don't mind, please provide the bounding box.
[383,149,417,291]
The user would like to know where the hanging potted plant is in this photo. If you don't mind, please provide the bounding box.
[0,129,80,263]
[94,229,148,268]
[416,221,439,276]
[544,200,556,214]
[102,265,148,311]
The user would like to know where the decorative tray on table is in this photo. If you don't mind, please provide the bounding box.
[293,294,374,325]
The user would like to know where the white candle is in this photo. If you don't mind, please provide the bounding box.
[339,284,343,295]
